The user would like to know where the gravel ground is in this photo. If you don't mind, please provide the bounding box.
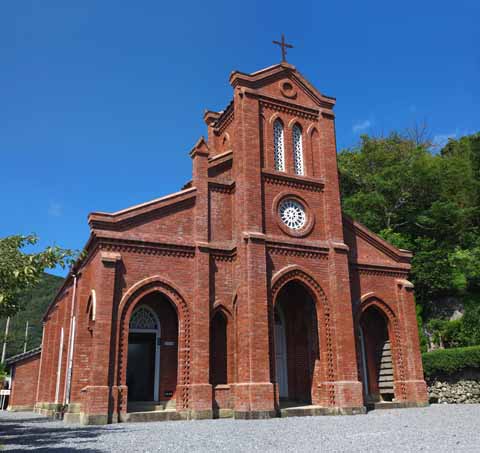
[1,405,480,452]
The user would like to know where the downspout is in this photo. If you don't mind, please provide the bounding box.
[63,273,77,406]
[35,324,46,406]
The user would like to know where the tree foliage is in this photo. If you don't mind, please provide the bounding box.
[0,273,64,357]
[0,235,75,318]
[339,132,480,346]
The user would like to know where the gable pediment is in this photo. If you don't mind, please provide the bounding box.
[229,63,335,111]
[88,187,196,241]
[343,214,412,269]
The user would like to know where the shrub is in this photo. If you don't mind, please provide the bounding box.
[422,345,480,379]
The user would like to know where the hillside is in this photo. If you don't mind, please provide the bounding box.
[0,272,64,358]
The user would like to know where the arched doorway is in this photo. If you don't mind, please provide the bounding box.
[126,292,178,404]
[274,280,319,404]
[358,305,395,403]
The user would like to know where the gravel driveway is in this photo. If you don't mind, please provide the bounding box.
[1,404,479,452]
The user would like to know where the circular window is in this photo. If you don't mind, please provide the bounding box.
[278,199,307,230]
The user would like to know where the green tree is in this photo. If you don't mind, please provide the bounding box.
[338,132,480,324]
[0,235,75,318]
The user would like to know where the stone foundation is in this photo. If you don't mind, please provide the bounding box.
[428,380,480,404]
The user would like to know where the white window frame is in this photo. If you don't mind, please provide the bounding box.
[292,124,304,175]
[274,119,286,172]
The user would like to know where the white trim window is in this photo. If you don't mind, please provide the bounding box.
[274,119,285,172]
[292,124,304,175]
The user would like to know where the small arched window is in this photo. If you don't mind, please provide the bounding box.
[293,124,304,175]
[273,119,285,172]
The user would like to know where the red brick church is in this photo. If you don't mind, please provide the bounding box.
[8,58,428,424]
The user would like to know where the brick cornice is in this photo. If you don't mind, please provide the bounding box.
[350,263,409,278]
[96,237,196,258]
[208,180,235,194]
[262,169,325,192]
[259,96,320,121]
[266,237,329,259]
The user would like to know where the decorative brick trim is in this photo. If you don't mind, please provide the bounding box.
[98,239,195,258]
[211,253,236,262]
[262,169,324,192]
[351,264,407,279]
[355,296,407,400]
[260,98,319,121]
[267,244,328,259]
[117,276,191,409]
[271,266,335,405]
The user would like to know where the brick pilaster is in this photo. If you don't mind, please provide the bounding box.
[81,251,121,424]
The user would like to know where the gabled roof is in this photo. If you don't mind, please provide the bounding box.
[229,62,335,109]
[5,346,41,366]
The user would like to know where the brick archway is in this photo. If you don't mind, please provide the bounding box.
[271,266,336,406]
[117,276,191,410]
[355,295,406,402]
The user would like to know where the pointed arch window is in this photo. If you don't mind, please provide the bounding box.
[273,119,285,172]
[293,124,304,175]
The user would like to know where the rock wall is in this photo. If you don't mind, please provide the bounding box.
[427,368,480,404]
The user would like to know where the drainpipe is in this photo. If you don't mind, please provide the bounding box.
[54,328,64,404]
[63,273,77,406]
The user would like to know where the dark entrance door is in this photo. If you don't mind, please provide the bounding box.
[127,332,156,401]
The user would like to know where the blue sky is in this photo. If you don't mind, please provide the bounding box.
[1,1,478,276]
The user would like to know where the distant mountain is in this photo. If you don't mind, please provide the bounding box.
[0,272,64,358]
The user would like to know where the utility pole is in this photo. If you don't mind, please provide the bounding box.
[1,317,10,364]
[23,320,29,353]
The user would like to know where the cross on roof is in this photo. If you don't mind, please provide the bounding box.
[273,34,293,62]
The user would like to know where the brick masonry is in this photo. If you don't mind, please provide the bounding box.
[22,62,427,424]
[8,353,41,411]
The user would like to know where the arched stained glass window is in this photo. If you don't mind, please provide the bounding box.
[274,119,285,172]
[293,124,304,175]
[130,306,158,330]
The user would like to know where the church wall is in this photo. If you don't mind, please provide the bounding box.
[8,354,41,410]
[208,159,232,183]
[37,287,71,406]
[262,181,326,241]
[118,251,195,304]
[210,258,234,312]
[109,200,195,244]
[209,189,233,242]
[70,254,99,406]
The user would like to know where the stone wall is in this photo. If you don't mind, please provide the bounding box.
[427,368,480,404]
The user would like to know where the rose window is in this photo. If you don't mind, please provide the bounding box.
[279,199,307,230]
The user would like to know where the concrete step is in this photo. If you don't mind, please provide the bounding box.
[127,401,176,412]
[124,409,184,423]
[379,375,394,383]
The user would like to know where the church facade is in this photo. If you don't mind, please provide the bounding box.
[31,62,428,424]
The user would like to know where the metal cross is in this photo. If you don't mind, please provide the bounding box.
[273,34,293,62]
